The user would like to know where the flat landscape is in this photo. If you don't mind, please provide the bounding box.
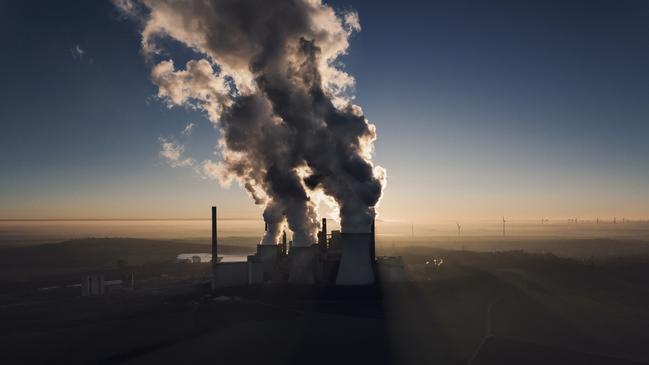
[2,235,649,364]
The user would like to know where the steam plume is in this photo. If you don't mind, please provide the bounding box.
[122,0,386,245]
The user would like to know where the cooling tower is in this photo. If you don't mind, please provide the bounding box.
[335,233,375,285]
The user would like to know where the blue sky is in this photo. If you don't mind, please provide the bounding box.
[1,0,648,221]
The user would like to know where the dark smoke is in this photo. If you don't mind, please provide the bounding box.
[120,0,386,245]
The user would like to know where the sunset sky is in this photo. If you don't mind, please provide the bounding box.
[1,0,648,223]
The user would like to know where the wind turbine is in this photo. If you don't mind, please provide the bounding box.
[456,222,462,238]
[502,216,507,237]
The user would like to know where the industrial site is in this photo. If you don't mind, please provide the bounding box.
[3,214,649,364]
[3,0,649,364]
[211,207,405,288]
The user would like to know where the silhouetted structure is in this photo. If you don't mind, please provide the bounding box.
[281,231,287,255]
[82,274,105,296]
[370,219,376,261]
[212,209,396,288]
[211,206,218,290]
[211,206,217,263]
[318,218,328,252]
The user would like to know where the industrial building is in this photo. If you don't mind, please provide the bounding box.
[210,207,404,288]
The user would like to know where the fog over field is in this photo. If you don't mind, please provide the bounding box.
[2,219,649,260]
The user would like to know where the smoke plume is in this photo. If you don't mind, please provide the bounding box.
[120,0,386,245]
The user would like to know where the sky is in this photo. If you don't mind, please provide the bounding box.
[1,0,648,223]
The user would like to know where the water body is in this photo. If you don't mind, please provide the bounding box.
[176,253,248,263]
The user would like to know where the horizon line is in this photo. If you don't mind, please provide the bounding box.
[1,217,646,223]
[0,217,262,222]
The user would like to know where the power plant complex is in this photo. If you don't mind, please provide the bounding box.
[210,207,404,288]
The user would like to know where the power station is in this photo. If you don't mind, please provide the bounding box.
[210,207,404,288]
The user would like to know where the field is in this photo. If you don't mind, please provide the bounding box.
[1,236,649,364]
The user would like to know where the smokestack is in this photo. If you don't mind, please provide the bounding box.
[282,231,287,255]
[370,218,376,261]
[318,218,328,250]
[211,206,219,291]
[211,206,218,264]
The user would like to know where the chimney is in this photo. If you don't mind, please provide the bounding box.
[282,231,287,255]
[211,206,218,264]
[319,218,328,250]
[370,218,376,261]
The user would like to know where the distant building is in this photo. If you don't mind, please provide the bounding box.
[82,274,105,296]
[80,275,126,296]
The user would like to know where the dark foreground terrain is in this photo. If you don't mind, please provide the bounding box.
[1,238,649,364]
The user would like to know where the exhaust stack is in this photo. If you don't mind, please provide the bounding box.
[370,218,376,261]
[211,206,218,264]
[319,218,328,250]
[211,206,218,291]
[282,231,287,255]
